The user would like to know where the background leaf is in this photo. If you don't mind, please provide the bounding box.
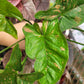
[23,20,69,84]
[17,72,44,84]
[60,4,84,31]
[0,71,17,84]
[5,44,22,72]
[0,44,22,84]
[0,0,23,38]
[0,44,43,84]
[35,0,84,31]
[0,0,23,21]
[0,14,17,39]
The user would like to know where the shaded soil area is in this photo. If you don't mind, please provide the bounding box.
[0,45,11,69]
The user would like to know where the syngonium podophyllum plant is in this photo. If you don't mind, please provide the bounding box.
[0,0,84,84]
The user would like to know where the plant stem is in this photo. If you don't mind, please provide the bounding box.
[21,56,27,65]
[72,28,84,32]
[0,38,25,54]
[20,56,27,73]
[67,39,84,46]
[23,18,32,25]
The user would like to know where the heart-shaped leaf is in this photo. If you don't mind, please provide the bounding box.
[23,20,69,84]
[5,44,22,71]
[35,0,84,31]
[0,0,23,21]
[0,14,17,38]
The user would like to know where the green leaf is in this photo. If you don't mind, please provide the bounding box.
[0,0,23,21]
[35,0,84,31]
[0,14,17,38]
[60,4,84,31]
[0,71,17,84]
[33,23,41,34]
[23,20,69,84]
[17,72,44,84]
[0,44,22,84]
[0,44,43,84]
[35,7,62,20]
[6,44,22,72]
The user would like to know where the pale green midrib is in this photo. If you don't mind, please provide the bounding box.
[43,36,48,83]
[40,36,50,84]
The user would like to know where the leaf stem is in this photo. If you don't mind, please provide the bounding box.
[21,56,27,65]
[23,18,32,25]
[67,39,84,46]
[0,38,25,54]
[72,28,84,32]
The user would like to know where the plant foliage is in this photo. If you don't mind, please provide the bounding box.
[0,44,43,84]
[1,0,84,84]
[0,0,23,38]
[35,0,84,31]
[0,0,23,21]
[23,19,69,84]
[0,14,17,38]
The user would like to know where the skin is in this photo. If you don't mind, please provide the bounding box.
[0,21,26,49]
[0,21,42,49]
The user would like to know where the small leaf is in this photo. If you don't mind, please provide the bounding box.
[0,14,17,39]
[23,19,69,84]
[6,44,22,72]
[17,72,44,84]
[0,0,23,21]
[35,7,62,20]
[0,44,22,84]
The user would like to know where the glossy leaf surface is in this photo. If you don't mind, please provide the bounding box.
[23,20,69,84]
[35,0,84,31]
[0,0,23,21]
[0,14,17,38]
